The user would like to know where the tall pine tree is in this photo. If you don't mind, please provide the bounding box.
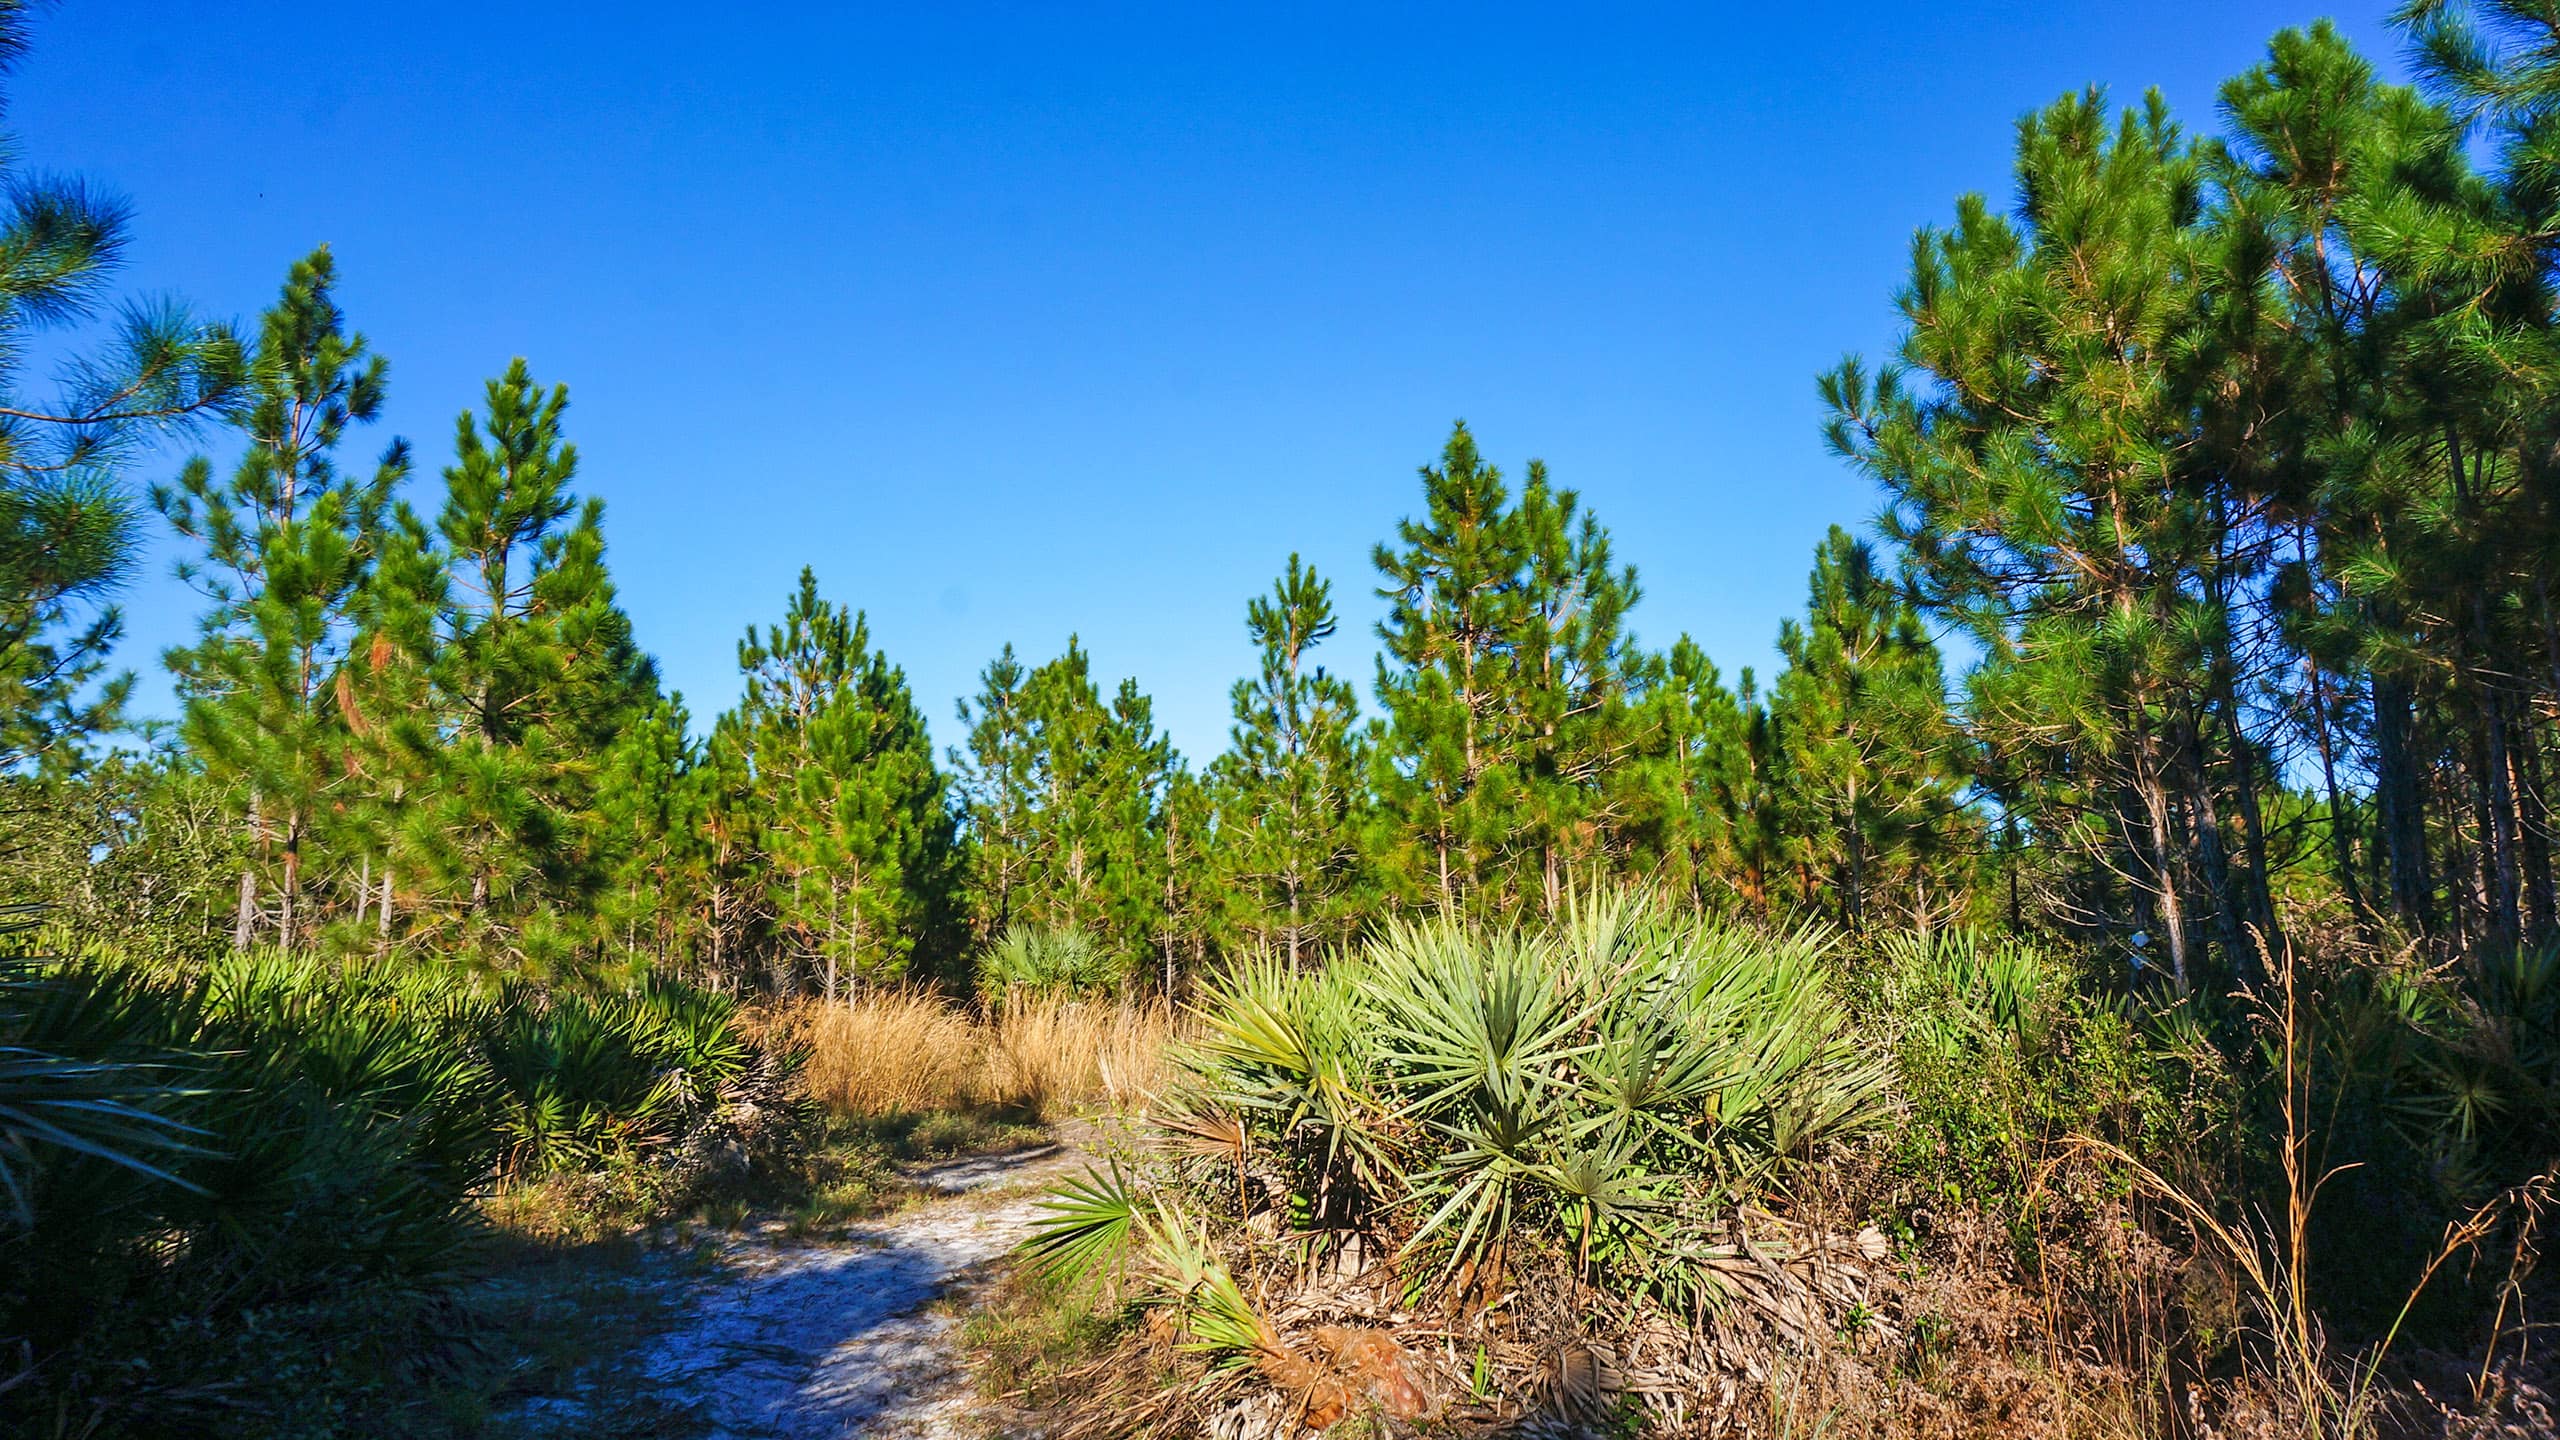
[717,569,951,993]
[1207,555,1368,964]
[156,249,409,950]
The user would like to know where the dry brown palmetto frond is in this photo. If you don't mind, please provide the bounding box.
[1160,1105,1249,1165]
[1688,1209,1897,1350]
[1536,1337,1623,1423]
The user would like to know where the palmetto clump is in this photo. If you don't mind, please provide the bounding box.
[977,922,1133,1004]
[1021,893,1899,1432]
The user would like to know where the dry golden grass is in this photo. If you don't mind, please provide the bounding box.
[784,989,1174,1121]
[794,987,985,1116]
[984,994,1174,1116]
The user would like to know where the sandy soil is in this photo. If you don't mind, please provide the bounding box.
[637,1140,1086,1439]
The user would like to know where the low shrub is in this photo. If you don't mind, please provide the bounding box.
[1006,904,2560,1439]
[0,945,768,1437]
[1854,927,2193,1212]
[1018,896,1905,1436]
[974,923,1133,1004]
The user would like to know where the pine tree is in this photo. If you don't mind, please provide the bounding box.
[952,644,1038,942]
[1510,463,1646,913]
[1370,423,1528,914]
[376,359,659,969]
[1370,422,1651,917]
[155,249,410,950]
[1207,555,1368,964]
[1823,89,2285,985]
[591,692,708,977]
[699,706,766,985]
[1155,765,1224,989]
[958,638,1175,970]
[0,6,243,774]
[1622,637,1754,912]
[1765,527,1967,929]
[720,569,951,993]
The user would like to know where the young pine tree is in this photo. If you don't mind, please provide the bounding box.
[1765,527,1967,930]
[721,569,951,994]
[1370,423,1651,917]
[1622,636,1755,913]
[375,359,659,970]
[155,249,410,950]
[958,638,1175,971]
[1510,463,1647,913]
[591,692,710,977]
[951,644,1039,943]
[1207,555,1368,964]
[1370,423,1528,915]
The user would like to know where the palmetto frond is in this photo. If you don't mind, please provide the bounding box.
[1022,1159,1141,1287]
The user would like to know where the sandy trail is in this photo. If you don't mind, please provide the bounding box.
[640,1141,1084,1439]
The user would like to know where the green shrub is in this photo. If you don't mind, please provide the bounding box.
[1852,927,2180,1211]
[0,944,760,1436]
[1047,895,1896,1322]
[976,923,1132,1003]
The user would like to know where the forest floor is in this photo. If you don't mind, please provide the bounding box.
[503,1127,1086,1440]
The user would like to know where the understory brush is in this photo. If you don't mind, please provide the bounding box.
[1013,896,1905,1436]
[991,900,2560,1439]
[0,945,794,1438]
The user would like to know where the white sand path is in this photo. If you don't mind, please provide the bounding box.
[639,1141,1084,1439]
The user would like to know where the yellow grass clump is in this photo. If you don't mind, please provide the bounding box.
[983,993,1173,1116]
[785,988,1174,1121]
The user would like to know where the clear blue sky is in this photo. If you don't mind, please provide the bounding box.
[32,2,2404,761]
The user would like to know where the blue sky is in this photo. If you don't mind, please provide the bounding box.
[31,2,2402,761]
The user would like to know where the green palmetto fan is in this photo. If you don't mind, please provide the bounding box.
[1021,1162,1273,1369]
[0,1033,206,1223]
[1369,915,1616,1281]
[1022,1158,1141,1285]
[1181,951,1394,1234]
[1145,1197,1271,1368]
[480,987,681,1173]
[1402,1067,1563,1281]
[1372,903,1894,1296]
[1878,927,2056,1057]
[1539,1130,1674,1277]
[976,923,1131,1003]
[1369,916,1600,1119]
[0,928,210,1226]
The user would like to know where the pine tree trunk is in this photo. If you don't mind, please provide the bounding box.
[234,789,264,949]
[2130,732,2192,988]
[2303,652,2365,919]
[826,888,840,1003]
[2215,684,2279,975]
[2174,707,2243,979]
[2506,688,2554,941]
[2374,674,2434,931]
[234,868,257,950]
[280,829,301,953]
[2475,664,2524,947]
[2005,814,2022,935]
[1844,769,1865,932]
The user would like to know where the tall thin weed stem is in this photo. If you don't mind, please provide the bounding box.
[2050,937,2545,1438]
